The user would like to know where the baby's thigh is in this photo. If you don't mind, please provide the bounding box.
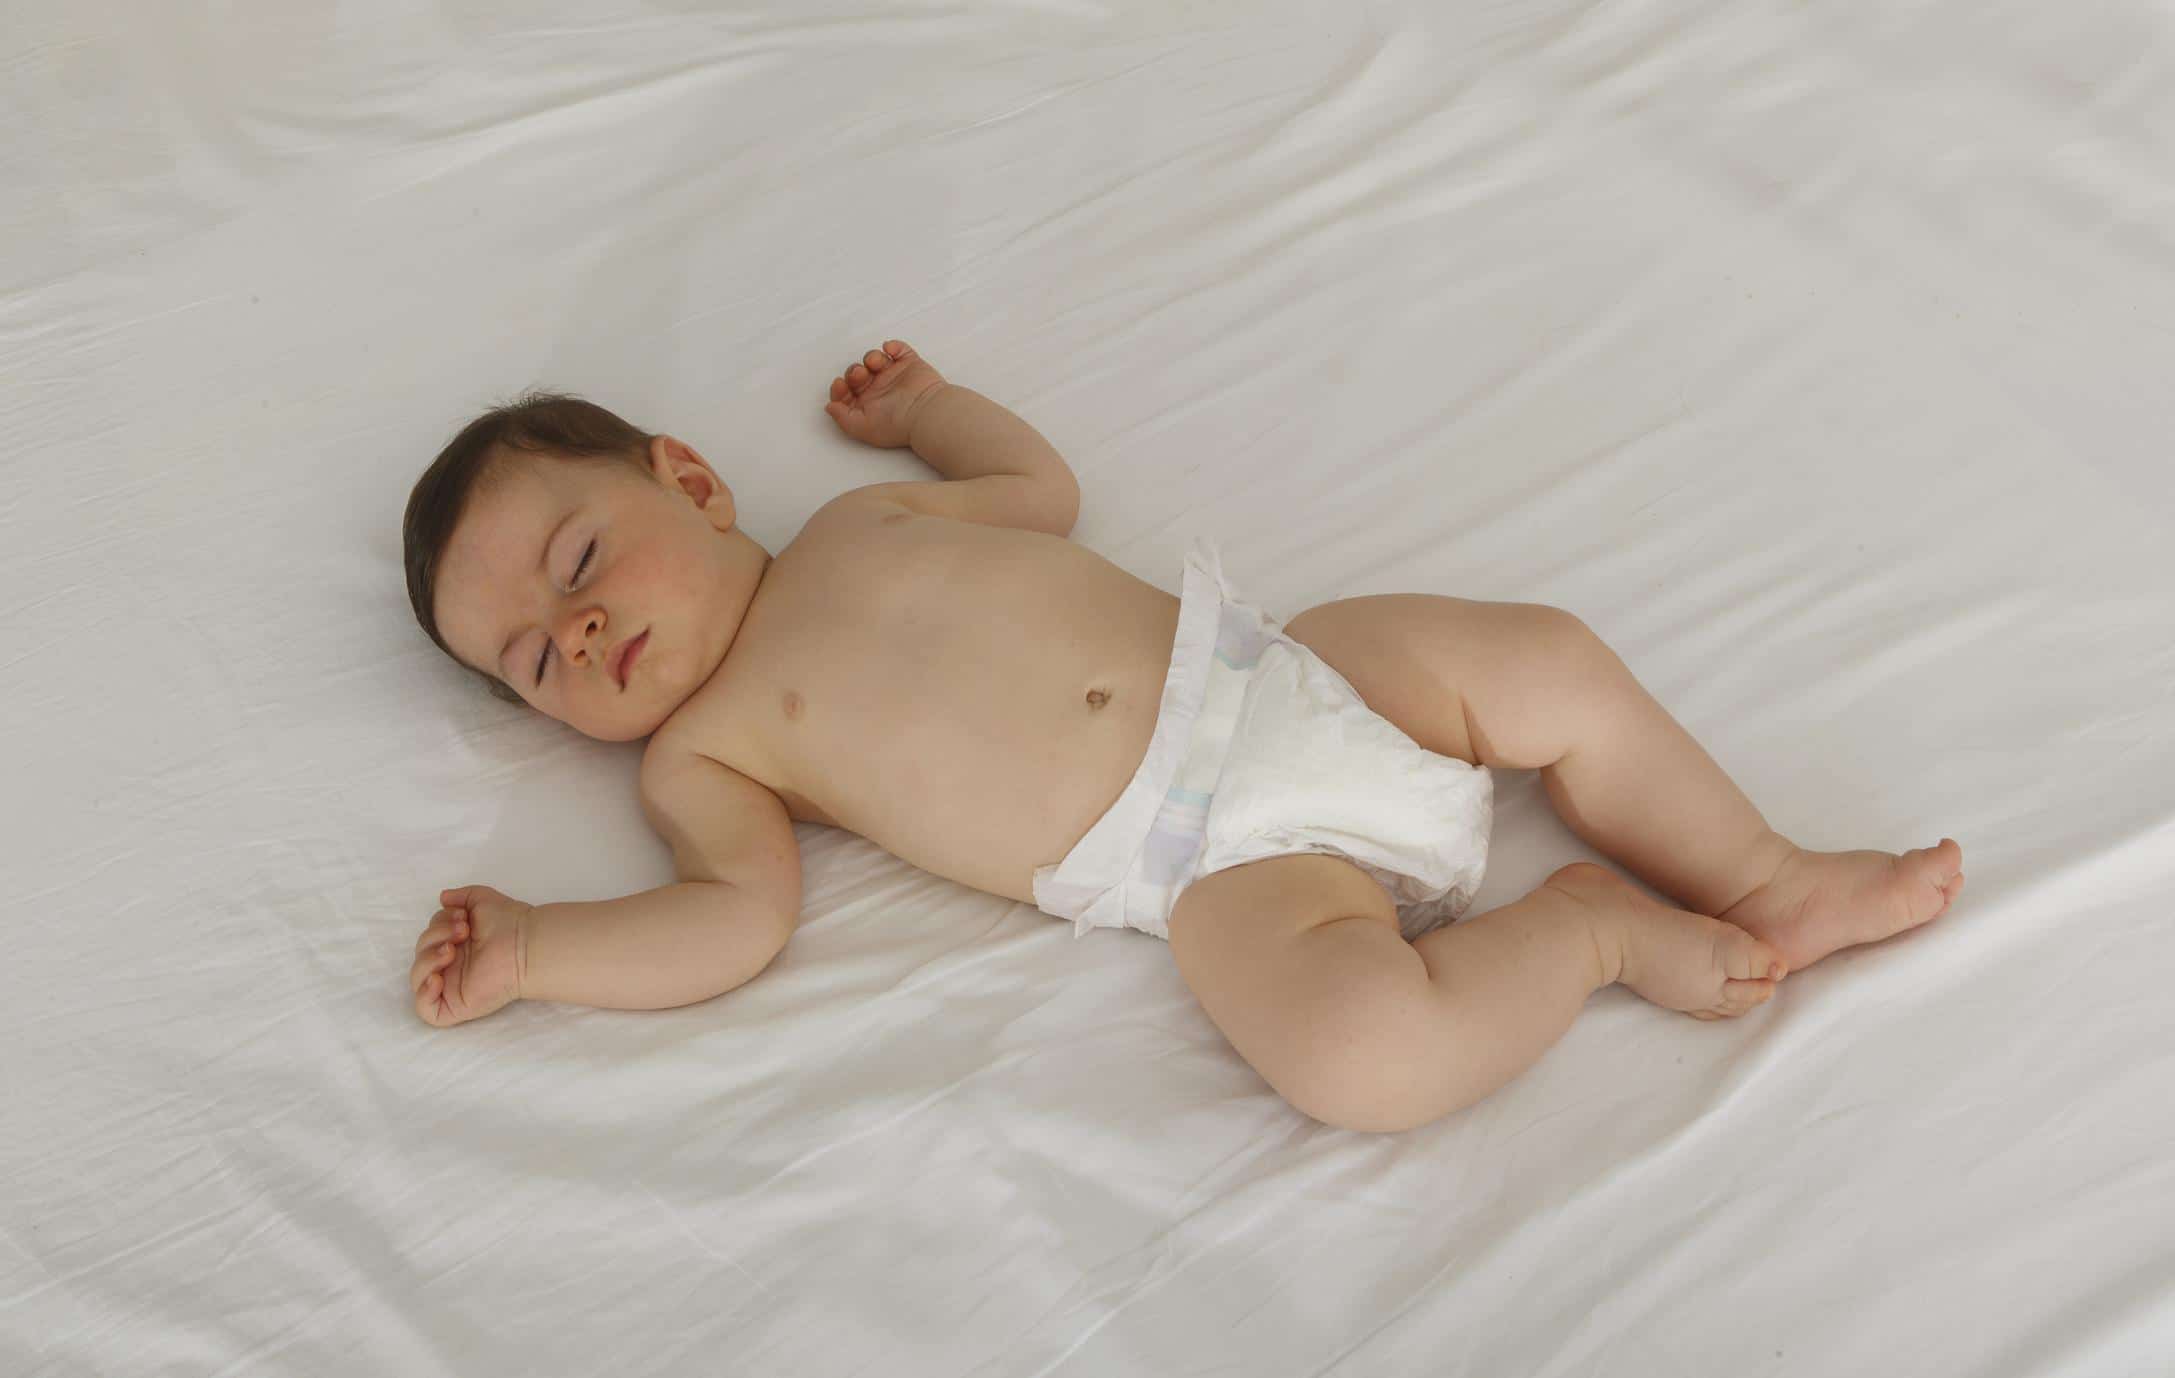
[1281,594,1618,770]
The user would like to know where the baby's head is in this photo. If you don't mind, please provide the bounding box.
[403,392,771,743]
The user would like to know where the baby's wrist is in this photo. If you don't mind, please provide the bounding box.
[900,380,955,448]
[513,905,533,1001]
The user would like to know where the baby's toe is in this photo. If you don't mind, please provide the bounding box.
[1907,839,1963,887]
[863,348,890,372]
[1720,977,1776,1015]
[847,363,870,388]
[1898,843,1962,924]
[1717,925,1786,982]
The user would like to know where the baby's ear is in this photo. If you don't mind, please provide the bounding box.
[648,434,736,529]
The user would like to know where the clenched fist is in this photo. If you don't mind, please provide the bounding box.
[409,885,527,1027]
[823,339,949,449]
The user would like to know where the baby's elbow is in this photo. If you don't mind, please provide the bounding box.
[707,904,796,998]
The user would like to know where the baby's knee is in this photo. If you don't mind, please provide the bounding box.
[1521,604,1623,679]
[1281,1062,1448,1135]
[1268,976,1458,1134]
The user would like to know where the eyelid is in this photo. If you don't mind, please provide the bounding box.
[525,530,592,688]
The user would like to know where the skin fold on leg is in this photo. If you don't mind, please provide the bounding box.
[1167,854,1772,1134]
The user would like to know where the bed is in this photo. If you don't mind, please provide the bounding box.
[6,1,2171,1373]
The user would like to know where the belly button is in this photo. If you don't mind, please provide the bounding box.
[783,689,804,720]
[1084,687,1110,709]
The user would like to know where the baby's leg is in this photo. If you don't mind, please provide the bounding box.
[1166,854,1782,1133]
[1283,597,1965,973]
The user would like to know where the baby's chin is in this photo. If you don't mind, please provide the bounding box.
[569,678,704,738]
[566,695,690,744]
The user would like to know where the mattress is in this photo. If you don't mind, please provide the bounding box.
[5,2,2171,1373]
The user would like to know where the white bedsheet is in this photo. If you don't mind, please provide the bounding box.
[6,2,2172,1374]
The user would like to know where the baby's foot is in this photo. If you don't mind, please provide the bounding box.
[1717,839,1964,974]
[1548,863,1785,1020]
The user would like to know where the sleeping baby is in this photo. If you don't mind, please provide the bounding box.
[401,340,1965,1132]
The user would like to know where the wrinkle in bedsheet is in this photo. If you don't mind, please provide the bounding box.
[6,2,2175,1375]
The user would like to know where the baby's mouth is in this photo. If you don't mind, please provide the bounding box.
[610,629,649,689]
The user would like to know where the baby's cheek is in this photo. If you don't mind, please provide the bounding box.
[657,552,712,609]
[620,544,713,643]
[620,544,686,598]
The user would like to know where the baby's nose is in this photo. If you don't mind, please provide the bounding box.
[555,605,606,663]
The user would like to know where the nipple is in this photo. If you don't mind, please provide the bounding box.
[1084,688,1110,709]
[782,689,804,720]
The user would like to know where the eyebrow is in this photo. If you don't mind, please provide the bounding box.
[494,508,576,676]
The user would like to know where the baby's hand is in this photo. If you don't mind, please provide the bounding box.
[823,339,948,449]
[409,885,527,1028]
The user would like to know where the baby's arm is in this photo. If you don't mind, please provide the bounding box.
[519,879,792,1010]
[902,379,1071,488]
[825,340,1079,535]
[409,748,801,1026]
[412,879,790,1025]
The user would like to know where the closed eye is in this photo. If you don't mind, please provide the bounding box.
[534,539,598,687]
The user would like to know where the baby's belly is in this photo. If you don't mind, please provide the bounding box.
[852,691,1163,906]
[773,614,1181,908]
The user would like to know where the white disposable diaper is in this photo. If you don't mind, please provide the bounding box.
[1032,539,1492,942]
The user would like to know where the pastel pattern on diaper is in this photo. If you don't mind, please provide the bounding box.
[1137,600,1271,895]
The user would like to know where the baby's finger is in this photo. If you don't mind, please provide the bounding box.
[416,971,447,1025]
[414,914,468,955]
[411,934,463,988]
[441,885,493,912]
[414,911,454,958]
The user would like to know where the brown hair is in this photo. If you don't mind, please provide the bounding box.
[403,390,654,702]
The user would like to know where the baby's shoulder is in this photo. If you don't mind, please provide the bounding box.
[632,733,805,914]
[636,728,709,804]
[800,487,904,539]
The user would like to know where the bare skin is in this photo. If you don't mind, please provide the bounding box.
[408,340,1964,1130]
[649,482,1182,905]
